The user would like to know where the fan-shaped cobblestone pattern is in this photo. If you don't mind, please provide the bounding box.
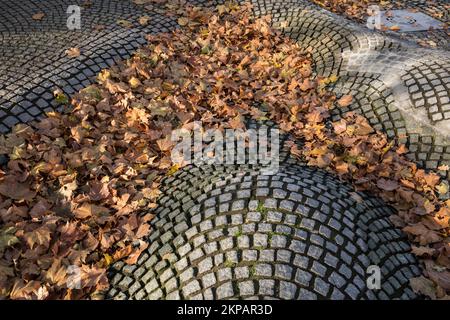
[106,163,421,300]
[252,0,450,181]
[0,0,448,300]
[0,0,179,133]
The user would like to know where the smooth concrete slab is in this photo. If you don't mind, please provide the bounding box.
[381,10,444,32]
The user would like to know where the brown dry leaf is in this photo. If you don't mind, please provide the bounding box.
[333,119,347,134]
[377,178,399,191]
[410,276,437,299]
[22,227,52,249]
[337,95,353,107]
[32,13,45,21]
[0,176,36,201]
[129,76,142,89]
[138,16,151,26]
[117,19,133,28]
[411,246,436,257]
[178,17,189,26]
[10,280,42,300]
[124,241,149,265]
[65,47,81,58]
[73,203,94,219]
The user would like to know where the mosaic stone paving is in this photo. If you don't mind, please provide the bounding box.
[0,0,449,299]
[106,122,421,300]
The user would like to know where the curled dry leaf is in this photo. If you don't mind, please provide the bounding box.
[65,47,81,58]
[337,95,353,107]
[410,276,437,299]
[32,13,45,21]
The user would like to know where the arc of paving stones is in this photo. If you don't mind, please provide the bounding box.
[0,0,446,299]
[256,0,450,181]
[1,0,448,178]
[0,0,179,133]
[106,120,421,300]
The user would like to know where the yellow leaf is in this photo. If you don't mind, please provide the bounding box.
[167,164,180,176]
[103,253,113,267]
[65,47,80,58]
[138,16,150,26]
[178,17,189,26]
[117,19,132,28]
[97,69,110,83]
[436,182,449,195]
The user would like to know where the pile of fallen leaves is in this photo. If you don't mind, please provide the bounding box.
[0,2,449,299]
[310,0,393,21]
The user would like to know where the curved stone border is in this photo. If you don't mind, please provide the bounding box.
[0,0,178,133]
[106,161,421,300]
[260,0,450,180]
[0,0,448,299]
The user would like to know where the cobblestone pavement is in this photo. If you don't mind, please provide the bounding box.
[1,0,449,299]
[106,120,421,300]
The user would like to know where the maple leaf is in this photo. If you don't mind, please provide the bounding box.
[177,17,189,26]
[411,246,436,257]
[410,276,437,299]
[0,175,36,201]
[22,227,52,249]
[337,95,353,107]
[74,203,109,220]
[333,119,347,134]
[88,181,110,201]
[10,280,42,300]
[32,13,45,21]
[43,259,67,287]
[66,47,81,58]
[138,16,150,26]
[124,241,149,265]
[129,76,142,89]
[117,19,133,28]
[0,226,19,251]
[377,178,399,191]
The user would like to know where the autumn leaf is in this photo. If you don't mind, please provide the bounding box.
[74,203,109,219]
[178,17,189,26]
[129,76,142,89]
[337,95,353,107]
[65,47,80,58]
[0,227,19,251]
[117,19,133,28]
[0,175,36,201]
[124,241,149,265]
[332,119,347,134]
[10,280,42,300]
[32,13,45,21]
[88,181,110,201]
[411,246,436,257]
[138,16,150,26]
[410,276,437,299]
[23,227,52,249]
[377,178,399,191]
